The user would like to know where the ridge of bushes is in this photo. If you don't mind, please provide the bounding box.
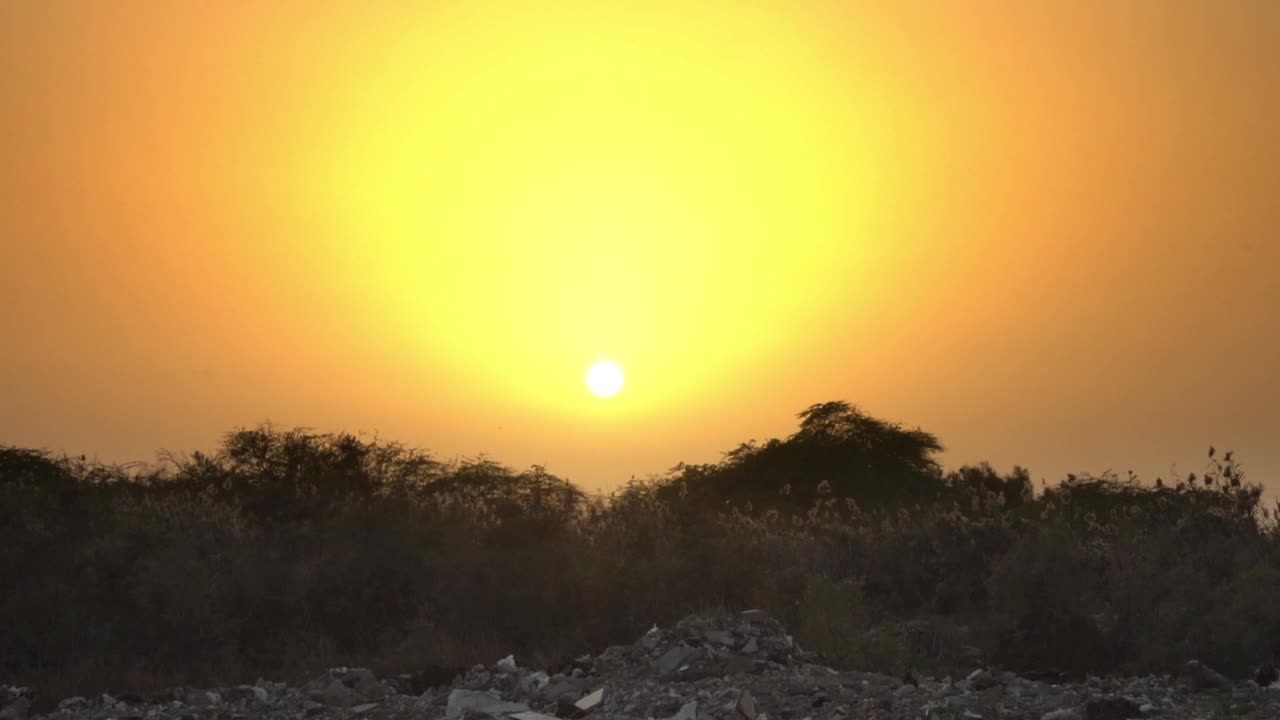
[2,405,1275,703]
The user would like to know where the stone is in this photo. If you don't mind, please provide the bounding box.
[58,697,89,712]
[444,689,530,719]
[654,646,700,677]
[1257,662,1279,688]
[0,699,28,720]
[26,612,1280,720]
[664,701,697,720]
[736,690,758,720]
[555,698,587,719]
[574,687,604,712]
[966,669,999,691]
[305,679,354,707]
[1184,660,1232,691]
[704,631,735,648]
[1084,697,1141,720]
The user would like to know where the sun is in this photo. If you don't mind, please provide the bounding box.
[586,361,625,398]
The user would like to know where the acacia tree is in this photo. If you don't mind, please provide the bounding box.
[659,401,947,516]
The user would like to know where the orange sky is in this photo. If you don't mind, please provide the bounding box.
[2,1,1277,493]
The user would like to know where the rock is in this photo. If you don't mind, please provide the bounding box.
[1184,660,1233,691]
[444,689,531,719]
[555,698,587,719]
[704,631,735,648]
[517,671,550,696]
[27,613,1280,720]
[574,687,604,712]
[0,698,29,720]
[1257,662,1279,688]
[305,679,354,707]
[497,655,518,673]
[58,697,89,712]
[1084,697,1141,720]
[664,701,697,720]
[654,645,701,677]
[966,669,999,691]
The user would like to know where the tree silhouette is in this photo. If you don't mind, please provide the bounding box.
[658,401,946,515]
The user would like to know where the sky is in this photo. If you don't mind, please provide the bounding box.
[2,1,1277,493]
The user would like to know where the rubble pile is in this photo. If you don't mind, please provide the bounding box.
[9,611,1280,720]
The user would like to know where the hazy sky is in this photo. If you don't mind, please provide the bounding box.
[2,1,1277,492]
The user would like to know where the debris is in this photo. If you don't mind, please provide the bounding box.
[18,614,1280,720]
[664,701,697,720]
[1183,660,1232,691]
[1256,662,1279,688]
[444,689,530,719]
[966,669,999,691]
[573,687,604,712]
[736,689,757,720]
[654,645,700,677]
[1084,697,1142,720]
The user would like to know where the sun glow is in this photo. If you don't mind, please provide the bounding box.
[586,361,625,398]
[283,1,891,417]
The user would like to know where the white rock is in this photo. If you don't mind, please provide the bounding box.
[575,687,605,711]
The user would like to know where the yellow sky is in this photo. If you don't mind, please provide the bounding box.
[2,1,1277,491]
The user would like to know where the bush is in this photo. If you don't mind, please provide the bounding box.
[1,414,1273,700]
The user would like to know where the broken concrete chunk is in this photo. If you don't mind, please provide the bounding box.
[555,698,587,719]
[574,687,604,712]
[444,689,530,719]
[654,645,701,677]
[741,638,759,654]
[1083,697,1142,720]
[1183,660,1232,691]
[349,702,379,714]
[0,699,29,720]
[511,713,561,720]
[703,630,735,647]
[965,669,999,691]
[497,655,518,673]
[736,690,758,720]
[665,701,697,720]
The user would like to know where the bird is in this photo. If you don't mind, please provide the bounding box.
[1209,446,1216,459]
[903,668,919,688]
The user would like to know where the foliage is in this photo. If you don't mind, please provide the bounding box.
[1,410,1276,702]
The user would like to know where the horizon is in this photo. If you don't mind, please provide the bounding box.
[2,1,1277,495]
